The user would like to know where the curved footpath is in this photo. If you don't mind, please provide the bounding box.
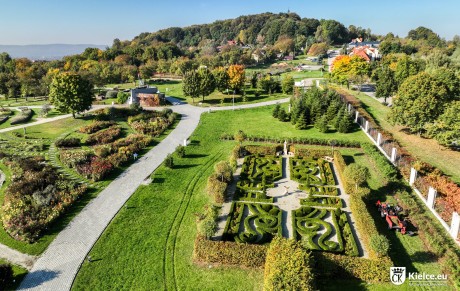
[17,97,288,290]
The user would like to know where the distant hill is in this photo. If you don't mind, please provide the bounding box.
[0,44,107,60]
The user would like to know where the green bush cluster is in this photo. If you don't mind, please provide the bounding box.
[264,236,315,291]
[86,126,122,145]
[243,145,281,156]
[291,146,331,158]
[196,205,219,239]
[79,121,116,134]
[55,137,81,148]
[370,234,391,258]
[10,109,33,125]
[193,235,267,269]
[128,109,177,136]
[207,161,232,203]
[361,143,399,180]
[220,134,361,148]
[314,252,392,282]
[340,213,359,257]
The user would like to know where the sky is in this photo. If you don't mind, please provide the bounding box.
[0,0,458,45]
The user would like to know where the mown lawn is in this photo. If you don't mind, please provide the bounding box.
[0,114,179,255]
[338,87,460,184]
[73,107,396,290]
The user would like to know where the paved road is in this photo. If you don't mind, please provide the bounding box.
[18,97,289,290]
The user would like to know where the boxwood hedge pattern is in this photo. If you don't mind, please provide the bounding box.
[223,202,282,244]
[292,206,358,256]
[237,155,282,191]
[290,157,335,186]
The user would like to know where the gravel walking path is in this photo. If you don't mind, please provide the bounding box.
[17,97,289,290]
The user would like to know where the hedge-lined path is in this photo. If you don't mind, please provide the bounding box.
[18,96,289,290]
[0,243,37,270]
[213,158,244,240]
[330,163,369,258]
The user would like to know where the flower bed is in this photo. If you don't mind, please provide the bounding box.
[1,155,86,242]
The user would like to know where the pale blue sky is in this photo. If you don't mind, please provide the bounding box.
[0,0,457,45]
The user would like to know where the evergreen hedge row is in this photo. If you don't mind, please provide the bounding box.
[193,236,267,268]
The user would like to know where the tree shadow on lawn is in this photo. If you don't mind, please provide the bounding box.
[367,183,419,273]
[174,164,199,169]
[186,154,208,159]
[19,269,60,288]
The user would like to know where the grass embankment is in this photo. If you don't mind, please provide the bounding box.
[73,106,431,290]
[0,114,178,255]
[340,88,460,184]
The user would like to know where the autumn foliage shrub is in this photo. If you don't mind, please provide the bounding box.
[86,126,122,145]
[78,121,116,134]
[55,137,81,148]
[1,156,86,242]
[264,236,315,291]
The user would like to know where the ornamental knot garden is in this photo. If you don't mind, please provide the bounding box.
[222,149,360,256]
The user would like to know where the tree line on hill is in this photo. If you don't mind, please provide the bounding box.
[330,26,460,149]
[0,12,378,100]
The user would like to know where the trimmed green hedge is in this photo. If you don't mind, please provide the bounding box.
[334,150,387,259]
[264,236,315,291]
[193,235,267,268]
[361,143,398,180]
[220,134,361,148]
[315,252,391,282]
[10,109,33,125]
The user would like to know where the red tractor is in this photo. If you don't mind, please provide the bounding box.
[376,200,408,235]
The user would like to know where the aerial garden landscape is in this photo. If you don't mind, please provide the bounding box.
[0,7,459,291]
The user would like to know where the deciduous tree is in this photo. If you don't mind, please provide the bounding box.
[49,72,93,118]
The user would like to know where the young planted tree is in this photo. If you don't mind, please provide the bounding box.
[234,130,247,146]
[344,163,370,191]
[337,108,352,133]
[272,103,281,118]
[198,67,216,101]
[314,115,328,133]
[375,65,397,103]
[49,72,93,118]
[182,70,200,103]
[212,67,229,93]
[281,75,295,94]
[227,64,245,93]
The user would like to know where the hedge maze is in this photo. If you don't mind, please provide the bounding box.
[290,157,335,186]
[237,155,282,191]
[223,152,359,256]
[223,202,282,244]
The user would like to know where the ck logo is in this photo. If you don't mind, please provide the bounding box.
[390,267,406,285]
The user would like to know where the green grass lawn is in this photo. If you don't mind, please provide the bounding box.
[338,87,460,184]
[0,96,48,107]
[72,106,388,290]
[0,114,179,255]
